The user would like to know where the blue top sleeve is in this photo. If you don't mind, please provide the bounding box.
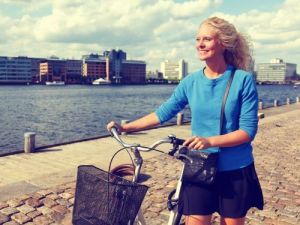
[239,74,258,141]
[155,80,189,124]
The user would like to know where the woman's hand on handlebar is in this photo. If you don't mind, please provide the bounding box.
[106,121,123,134]
[183,136,212,150]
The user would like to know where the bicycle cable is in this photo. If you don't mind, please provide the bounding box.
[107,147,134,175]
[138,145,166,154]
[106,146,133,216]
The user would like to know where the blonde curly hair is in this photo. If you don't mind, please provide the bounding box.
[201,17,253,71]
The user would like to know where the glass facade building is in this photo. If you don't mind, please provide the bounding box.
[257,59,297,83]
[0,56,31,84]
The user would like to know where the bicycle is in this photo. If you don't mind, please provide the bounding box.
[72,127,192,225]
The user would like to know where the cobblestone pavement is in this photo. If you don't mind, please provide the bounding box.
[0,109,299,225]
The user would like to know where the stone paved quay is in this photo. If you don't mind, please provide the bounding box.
[0,103,300,225]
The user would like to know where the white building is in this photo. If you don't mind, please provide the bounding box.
[160,59,188,80]
[256,58,297,83]
[0,56,32,84]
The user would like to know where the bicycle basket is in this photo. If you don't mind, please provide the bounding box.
[72,165,149,225]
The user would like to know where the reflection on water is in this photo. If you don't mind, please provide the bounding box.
[0,84,299,155]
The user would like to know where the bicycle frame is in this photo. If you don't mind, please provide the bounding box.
[110,128,189,225]
[132,147,184,225]
[167,166,185,225]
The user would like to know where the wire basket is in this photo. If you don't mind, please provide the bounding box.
[72,165,149,225]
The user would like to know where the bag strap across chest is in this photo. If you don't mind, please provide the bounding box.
[219,68,236,135]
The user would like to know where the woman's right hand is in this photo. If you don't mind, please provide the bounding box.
[106,121,123,134]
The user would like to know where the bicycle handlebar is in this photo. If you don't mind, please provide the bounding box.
[110,127,194,162]
[110,127,184,151]
[111,127,179,151]
[110,127,141,148]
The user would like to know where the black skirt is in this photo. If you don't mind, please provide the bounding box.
[178,162,264,218]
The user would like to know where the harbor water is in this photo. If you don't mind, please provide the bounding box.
[0,84,300,155]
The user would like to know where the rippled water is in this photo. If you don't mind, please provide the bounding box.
[0,84,299,155]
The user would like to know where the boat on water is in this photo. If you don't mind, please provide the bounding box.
[45,81,65,86]
[92,78,111,85]
[293,82,300,88]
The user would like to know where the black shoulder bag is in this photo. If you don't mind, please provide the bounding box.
[182,69,235,185]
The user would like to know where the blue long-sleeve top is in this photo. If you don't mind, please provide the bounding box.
[155,65,258,171]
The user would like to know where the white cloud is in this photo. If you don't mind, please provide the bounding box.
[171,0,210,18]
[0,16,15,42]
[0,0,52,13]
[211,1,300,70]
[271,0,300,29]
[6,15,36,40]
[154,18,197,42]
[0,0,216,70]
[0,0,299,72]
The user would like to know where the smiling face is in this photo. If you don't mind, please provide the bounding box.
[195,23,225,63]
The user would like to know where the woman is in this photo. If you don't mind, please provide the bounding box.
[107,17,264,225]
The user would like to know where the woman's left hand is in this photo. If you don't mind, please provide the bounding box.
[183,136,212,150]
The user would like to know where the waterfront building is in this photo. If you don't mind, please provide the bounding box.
[30,57,46,84]
[160,59,188,81]
[121,60,146,84]
[83,49,146,84]
[256,58,297,83]
[82,54,107,83]
[0,56,31,84]
[66,59,82,84]
[146,70,163,79]
[146,70,165,83]
[104,49,127,83]
[40,59,67,84]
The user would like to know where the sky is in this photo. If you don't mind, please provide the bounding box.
[0,0,299,72]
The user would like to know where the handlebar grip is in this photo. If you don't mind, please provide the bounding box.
[174,138,185,145]
[110,127,118,135]
[168,138,185,156]
[110,127,123,143]
[110,126,140,148]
